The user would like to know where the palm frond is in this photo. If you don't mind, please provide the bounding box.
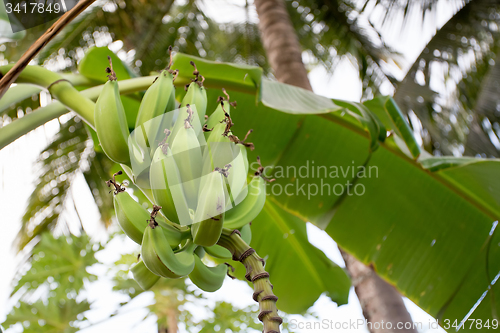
[393,0,500,156]
[17,115,116,251]
[359,0,451,29]
[17,116,91,250]
[290,0,401,98]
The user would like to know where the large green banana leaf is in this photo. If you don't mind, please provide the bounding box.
[173,54,500,330]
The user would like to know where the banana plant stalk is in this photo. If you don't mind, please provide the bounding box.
[217,228,282,333]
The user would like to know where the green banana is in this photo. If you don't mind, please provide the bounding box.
[204,244,232,259]
[223,176,266,229]
[150,146,191,225]
[94,57,130,164]
[114,190,184,247]
[181,82,207,127]
[135,70,176,153]
[171,124,203,208]
[188,252,227,292]
[168,107,188,146]
[191,171,226,247]
[114,191,150,244]
[131,259,160,290]
[205,100,229,130]
[157,216,186,248]
[127,129,153,189]
[141,225,196,279]
[201,122,234,179]
[226,145,249,205]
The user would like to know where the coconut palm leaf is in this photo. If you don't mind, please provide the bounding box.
[289,0,401,98]
[17,116,90,250]
[393,0,500,157]
[359,0,451,28]
[17,116,115,251]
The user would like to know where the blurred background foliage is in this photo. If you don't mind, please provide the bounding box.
[2,0,500,331]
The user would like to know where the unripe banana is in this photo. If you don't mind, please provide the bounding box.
[131,259,160,290]
[94,58,130,164]
[205,101,229,130]
[188,252,227,292]
[127,130,153,189]
[157,216,186,249]
[135,70,176,154]
[150,146,191,225]
[235,144,249,175]
[114,191,184,247]
[226,145,249,205]
[168,107,188,146]
[114,191,150,244]
[191,171,226,247]
[206,121,228,143]
[181,82,207,126]
[201,122,234,179]
[141,225,196,278]
[223,176,266,229]
[204,244,232,259]
[171,125,203,209]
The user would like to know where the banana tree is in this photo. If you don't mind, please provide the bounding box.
[1,46,499,332]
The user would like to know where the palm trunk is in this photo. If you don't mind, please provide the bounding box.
[340,249,417,333]
[158,308,178,333]
[253,1,416,332]
[254,0,311,90]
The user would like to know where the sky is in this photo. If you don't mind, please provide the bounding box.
[0,0,459,332]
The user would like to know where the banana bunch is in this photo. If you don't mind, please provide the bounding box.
[98,55,271,293]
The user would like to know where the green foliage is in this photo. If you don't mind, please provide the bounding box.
[11,232,101,297]
[251,201,351,313]
[77,47,134,82]
[193,301,261,333]
[4,298,90,333]
[4,233,101,332]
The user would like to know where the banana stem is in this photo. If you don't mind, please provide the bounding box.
[0,76,156,150]
[217,228,282,333]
